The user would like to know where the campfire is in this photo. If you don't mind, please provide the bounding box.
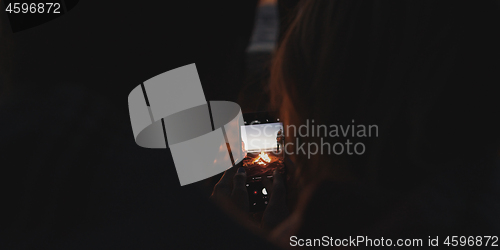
[252,151,271,165]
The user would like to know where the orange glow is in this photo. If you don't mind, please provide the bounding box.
[252,151,271,165]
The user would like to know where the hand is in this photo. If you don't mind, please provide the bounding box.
[261,169,289,230]
[211,165,289,230]
[210,165,249,213]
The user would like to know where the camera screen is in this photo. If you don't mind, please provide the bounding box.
[241,122,285,181]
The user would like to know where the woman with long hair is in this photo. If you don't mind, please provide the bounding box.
[214,0,500,247]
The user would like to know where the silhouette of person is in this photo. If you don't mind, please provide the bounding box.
[276,128,284,152]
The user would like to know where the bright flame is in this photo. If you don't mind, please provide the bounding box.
[253,151,271,165]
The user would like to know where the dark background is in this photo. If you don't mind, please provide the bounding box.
[1,0,277,249]
[3,1,499,249]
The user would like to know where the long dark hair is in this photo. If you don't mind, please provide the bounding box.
[270,0,500,196]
